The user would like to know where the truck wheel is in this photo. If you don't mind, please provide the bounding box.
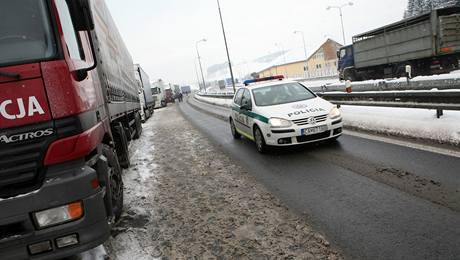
[143,109,150,122]
[254,126,268,154]
[230,118,241,139]
[102,145,124,222]
[114,124,131,169]
[161,100,167,107]
[344,69,356,81]
[133,112,143,140]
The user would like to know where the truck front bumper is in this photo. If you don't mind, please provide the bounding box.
[0,163,109,260]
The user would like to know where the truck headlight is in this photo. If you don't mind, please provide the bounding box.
[34,202,83,229]
[328,107,341,119]
[269,118,293,128]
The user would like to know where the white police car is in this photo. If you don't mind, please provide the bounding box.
[229,75,343,153]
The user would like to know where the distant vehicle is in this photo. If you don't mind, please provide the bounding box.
[181,85,192,94]
[151,80,167,108]
[134,64,155,121]
[338,6,460,81]
[165,88,175,103]
[173,84,181,95]
[229,76,342,153]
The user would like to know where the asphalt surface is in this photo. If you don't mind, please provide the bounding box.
[179,99,460,260]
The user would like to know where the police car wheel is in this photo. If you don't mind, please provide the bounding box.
[254,127,268,153]
[230,118,241,139]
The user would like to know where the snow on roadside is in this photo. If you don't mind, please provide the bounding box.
[195,94,233,107]
[341,106,460,145]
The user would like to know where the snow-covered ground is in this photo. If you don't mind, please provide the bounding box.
[195,94,233,107]
[194,94,460,146]
[342,106,460,145]
[104,106,342,259]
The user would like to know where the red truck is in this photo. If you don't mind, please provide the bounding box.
[0,0,142,259]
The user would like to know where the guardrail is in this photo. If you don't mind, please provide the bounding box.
[304,76,460,93]
[197,90,460,118]
[317,90,460,118]
[197,92,234,99]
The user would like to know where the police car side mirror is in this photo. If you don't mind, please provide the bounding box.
[241,103,252,111]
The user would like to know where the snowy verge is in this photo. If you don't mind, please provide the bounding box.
[195,94,233,108]
[194,94,460,146]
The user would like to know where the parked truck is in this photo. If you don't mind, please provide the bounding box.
[338,6,460,81]
[151,80,167,108]
[134,64,155,121]
[0,0,142,258]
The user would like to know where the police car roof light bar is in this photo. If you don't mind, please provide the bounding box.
[244,75,284,86]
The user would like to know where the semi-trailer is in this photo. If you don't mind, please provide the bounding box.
[0,0,142,258]
[338,6,460,81]
[134,64,155,121]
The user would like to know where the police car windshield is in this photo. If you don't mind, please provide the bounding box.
[252,83,316,107]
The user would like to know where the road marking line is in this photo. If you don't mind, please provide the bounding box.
[344,130,460,158]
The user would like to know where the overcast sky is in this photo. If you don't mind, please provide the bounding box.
[106,0,407,85]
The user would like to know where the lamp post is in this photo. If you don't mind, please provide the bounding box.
[217,0,236,93]
[294,30,308,79]
[326,2,353,45]
[196,39,207,93]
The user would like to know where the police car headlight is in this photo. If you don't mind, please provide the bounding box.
[328,107,341,119]
[269,118,293,128]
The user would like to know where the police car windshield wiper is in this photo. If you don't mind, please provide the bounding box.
[0,70,21,79]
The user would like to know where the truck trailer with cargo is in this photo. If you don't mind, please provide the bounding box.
[338,6,460,81]
[0,0,142,258]
[134,64,155,121]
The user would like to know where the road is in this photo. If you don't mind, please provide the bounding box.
[179,98,460,260]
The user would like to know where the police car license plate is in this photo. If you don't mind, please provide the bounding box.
[302,126,327,135]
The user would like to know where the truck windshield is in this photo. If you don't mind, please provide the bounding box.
[252,83,316,107]
[0,0,56,67]
[152,87,161,94]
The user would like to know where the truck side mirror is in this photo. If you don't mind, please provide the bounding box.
[67,0,98,81]
[337,51,340,59]
[67,0,94,31]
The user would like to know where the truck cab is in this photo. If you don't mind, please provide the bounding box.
[337,45,355,80]
[0,0,138,258]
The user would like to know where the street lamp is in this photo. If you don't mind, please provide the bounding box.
[326,2,353,45]
[294,30,308,79]
[217,0,236,93]
[196,38,207,93]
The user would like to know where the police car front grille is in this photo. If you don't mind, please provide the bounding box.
[292,114,328,126]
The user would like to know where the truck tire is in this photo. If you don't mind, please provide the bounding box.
[102,145,124,222]
[343,69,357,81]
[133,112,142,140]
[114,124,131,169]
[143,109,150,122]
[161,100,167,107]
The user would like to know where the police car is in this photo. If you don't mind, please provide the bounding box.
[229,75,343,153]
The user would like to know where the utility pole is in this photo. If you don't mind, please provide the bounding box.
[327,2,353,45]
[196,39,207,93]
[294,30,308,79]
[217,0,236,93]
